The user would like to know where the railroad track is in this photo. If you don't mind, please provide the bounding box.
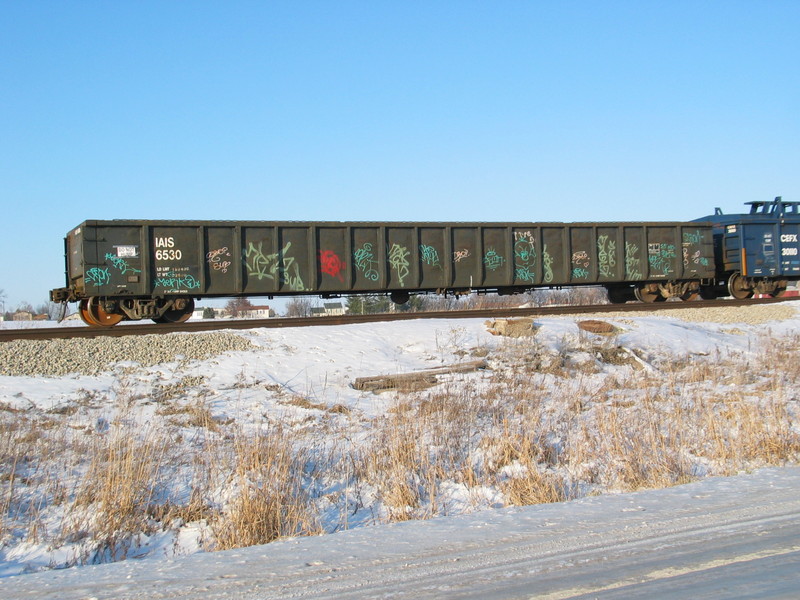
[2,297,798,342]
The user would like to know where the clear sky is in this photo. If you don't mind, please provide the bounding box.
[1,1,798,311]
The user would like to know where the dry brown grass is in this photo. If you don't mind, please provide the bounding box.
[62,423,167,561]
[1,331,799,569]
[211,426,321,550]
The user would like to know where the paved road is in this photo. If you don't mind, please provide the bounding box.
[4,467,799,600]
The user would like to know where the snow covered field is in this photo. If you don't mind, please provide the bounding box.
[1,302,799,597]
[5,465,799,599]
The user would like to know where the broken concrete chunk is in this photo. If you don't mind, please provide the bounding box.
[485,318,537,337]
[577,320,616,335]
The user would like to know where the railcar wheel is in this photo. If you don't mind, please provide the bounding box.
[79,299,101,327]
[634,286,666,303]
[83,297,123,327]
[390,291,410,305]
[727,273,753,300]
[153,298,195,324]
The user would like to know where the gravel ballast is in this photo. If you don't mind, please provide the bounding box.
[0,302,797,378]
[0,332,255,377]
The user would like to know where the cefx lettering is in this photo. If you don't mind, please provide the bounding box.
[780,234,798,243]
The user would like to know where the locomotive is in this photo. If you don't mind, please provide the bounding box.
[49,197,800,327]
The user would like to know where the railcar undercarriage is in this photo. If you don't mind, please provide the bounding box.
[76,296,195,327]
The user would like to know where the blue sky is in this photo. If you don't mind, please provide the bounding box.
[1,1,799,311]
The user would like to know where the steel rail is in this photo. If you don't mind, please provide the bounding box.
[1,297,798,342]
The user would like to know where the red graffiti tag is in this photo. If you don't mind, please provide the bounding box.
[319,250,346,282]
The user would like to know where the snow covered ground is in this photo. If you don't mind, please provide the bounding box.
[1,301,799,598]
[4,465,799,599]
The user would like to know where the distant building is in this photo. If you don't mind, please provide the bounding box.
[240,305,275,319]
[191,307,228,320]
[12,311,33,321]
[311,302,346,317]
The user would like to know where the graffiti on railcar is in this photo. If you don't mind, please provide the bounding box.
[86,267,111,286]
[245,241,280,281]
[207,247,232,273]
[625,242,643,280]
[483,248,505,271]
[572,251,590,267]
[155,271,200,290]
[453,248,471,263]
[419,244,442,269]
[571,250,590,279]
[681,230,709,269]
[683,247,709,268]
[354,243,379,281]
[319,250,346,282]
[514,231,536,282]
[542,245,554,283]
[388,243,410,287]
[648,243,676,276]
[105,252,142,276]
[597,235,616,277]
[245,241,305,291]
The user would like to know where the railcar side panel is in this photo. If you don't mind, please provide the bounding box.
[151,226,201,295]
[317,226,349,292]
[242,226,278,294]
[482,226,510,287]
[83,224,146,297]
[58,219,718,307]
[569,227,593,282]
[512,227,538,286]
[601,227,624,281]
[452,227,478,288]
[204,226,237,295]
[778,222,800,275]
[679,225,714,278]
[643,227,679,279]
[419,227,447,289]
[351,227,383,289]
[542,227,566,284]
[623,227,646,280]
[278,227,311,293]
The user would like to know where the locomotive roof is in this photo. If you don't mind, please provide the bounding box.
[728,196,799,215]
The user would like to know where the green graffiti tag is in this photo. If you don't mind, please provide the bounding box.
[105,253,141,275]
[648,243,676,276]
[483,247,505,271]
[354,243,379,281]
[597,235,616,277]
[86,267,110,286]
[388,243,410,287]
[625,242,643,280]
[155,273,200,290]
[244,241,305,291]
[514,231,536,282]
[419,244,442,269]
